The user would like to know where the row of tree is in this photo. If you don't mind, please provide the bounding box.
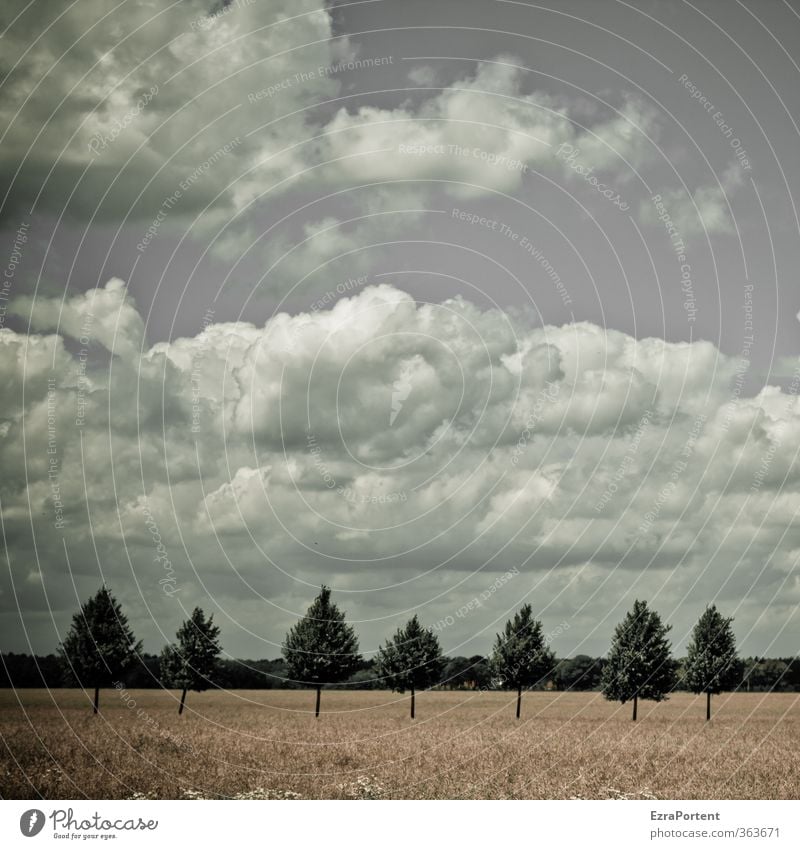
[11,650,792,693]
[28,585,775,720]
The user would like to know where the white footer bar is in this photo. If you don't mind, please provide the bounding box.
[3,800,797,847]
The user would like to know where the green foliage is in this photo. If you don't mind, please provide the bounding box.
[376,615,444,692]
[601,600,675,704]
[443,655,492,689]
[554,655,605,691]
[683,605,738,694]
[741,657,796,692]
[0,653,64,687]
[490,604,555,690]
[210,657,298,689]
[282,586,361,686]
[160,607,222,693]
[343,668,377,688]
[58,586,142,688]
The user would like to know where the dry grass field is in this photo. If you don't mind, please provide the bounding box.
[1,688,798,800]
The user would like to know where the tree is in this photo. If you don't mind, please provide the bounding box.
[683,605,738,720]
[58,586,142,713]
[601,600,675,720]
[376,615,444,718]
[554,655,605,691]
[282,586,361,717]
[467,655,493,690]
[160,607,222,715]
[345,660,383,690]
[490,604,555,718]
[443,655,492,690]
[443,656,473,689]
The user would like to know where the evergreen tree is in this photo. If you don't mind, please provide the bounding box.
[684,605,738,720]
[376,615,444,718]
[58,586,142,713]
[601,599,675,720]
[160,607,222,715]
[282,586,361,717]
[490,604,555,718]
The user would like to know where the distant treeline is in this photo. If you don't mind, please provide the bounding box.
[8,586,800,723]
[4,651,799,693]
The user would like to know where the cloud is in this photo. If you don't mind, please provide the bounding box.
[196,54,669,292]
[2,280,799,656]
[0,0,341,224]
[314,59,660,199]
[11,278,145,359]
[3,0,737,314]
[407,65,439,87]
[642,162,745,237]
[1,4,662,249]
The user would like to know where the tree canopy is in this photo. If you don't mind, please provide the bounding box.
[683,605,738,719]
[282,586,361,716]
[683,605,738,694]
[376,615,444,716]
[490,604,555,717]
[160,607,222,713]
[58,586,142,712]
[601,599,675,719]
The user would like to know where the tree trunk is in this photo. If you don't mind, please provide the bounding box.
[516,685,522,719]
[632,694,638,721]
[315,686,321,718]
[179,688,187,716]
[410,686,415,719]
[93,686,99,715]
[706,690,711,722]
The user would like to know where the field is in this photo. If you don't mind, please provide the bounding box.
[1,689,798,799]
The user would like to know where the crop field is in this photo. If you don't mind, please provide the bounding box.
[1,689,798,800]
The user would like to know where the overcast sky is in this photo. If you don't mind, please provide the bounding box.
[1,0,799,661]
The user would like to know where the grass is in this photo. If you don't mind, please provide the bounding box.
[1,688,798,799]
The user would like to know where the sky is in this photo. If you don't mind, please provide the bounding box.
[1,0,799,662]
